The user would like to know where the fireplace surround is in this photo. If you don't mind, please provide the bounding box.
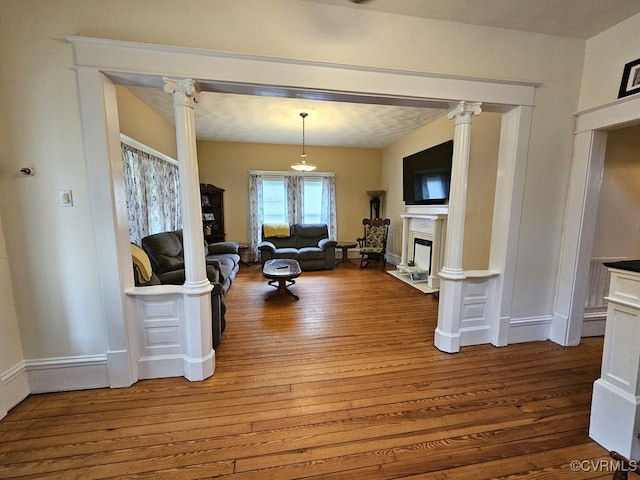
[393,207,448,292]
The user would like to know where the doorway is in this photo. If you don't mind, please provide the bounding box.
[70,36,536,385]
[553,96,640,346]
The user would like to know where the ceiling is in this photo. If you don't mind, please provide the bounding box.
[128,0,640,149]
[304,0,640,39]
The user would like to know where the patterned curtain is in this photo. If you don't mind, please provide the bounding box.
[122,143,181,245]
[321,175,338,240]
[248,173,263,262]
[285,175,303,224]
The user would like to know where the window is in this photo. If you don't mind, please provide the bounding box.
[261,177,324,224]
[262,178,287,223]
[249,172,337,260]
[302,177,323,224]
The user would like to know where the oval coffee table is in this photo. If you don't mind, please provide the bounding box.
[262,259,302,301]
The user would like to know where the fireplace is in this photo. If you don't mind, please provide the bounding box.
[389,208,448,292]
[413,238,433,275]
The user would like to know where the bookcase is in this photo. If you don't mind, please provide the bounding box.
[200,183,225,243]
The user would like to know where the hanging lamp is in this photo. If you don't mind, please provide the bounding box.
[291,112,317,172]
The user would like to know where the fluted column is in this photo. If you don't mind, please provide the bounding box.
[163,77,209,289]
[163,77,214,381]
[440,101,482,279]
[435,101,482,354]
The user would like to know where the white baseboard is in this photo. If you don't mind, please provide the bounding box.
[25,355,109,394]
[138,354,186,380]
[508,315,553,344]
[582,312,606,337]
[386,253,400,266]
[0,362,29,420]
[460,325,493,347]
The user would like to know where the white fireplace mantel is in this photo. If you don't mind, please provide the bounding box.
[399,208,448,290]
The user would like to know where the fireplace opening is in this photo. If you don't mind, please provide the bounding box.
[413,238,433,275]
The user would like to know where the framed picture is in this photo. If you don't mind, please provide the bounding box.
[618,58,640,98]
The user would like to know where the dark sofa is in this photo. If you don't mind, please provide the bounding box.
[258,223,337,271]
[139,230,240,347]
[141,230,240,293]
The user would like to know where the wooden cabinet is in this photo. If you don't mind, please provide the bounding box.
[200,183,225,243]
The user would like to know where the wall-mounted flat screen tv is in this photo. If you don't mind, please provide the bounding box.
[402,140,453,205]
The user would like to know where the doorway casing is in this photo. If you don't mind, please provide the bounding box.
[69,36,538,387]
[554,95,640,344]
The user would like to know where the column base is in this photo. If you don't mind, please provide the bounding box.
[590,378,640,459]
[434,328,461,353]
[184,350,215,381]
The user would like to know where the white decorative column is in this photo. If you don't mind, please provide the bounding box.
[163,77,214,381]
[590,263,640,459]
[435,101,482,353]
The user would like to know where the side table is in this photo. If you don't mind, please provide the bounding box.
[237,243,251,267]
[336,241,358,266]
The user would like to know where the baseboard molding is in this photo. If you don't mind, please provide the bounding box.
[25,354,109,394]
[460,326,493,347]
[138,354,186,380]
[386,253,400,266]
[508,315,553,344]
[582,313,606,337]
[0,362,29,420]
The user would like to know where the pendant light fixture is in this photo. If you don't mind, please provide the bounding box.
[291,112,317,172]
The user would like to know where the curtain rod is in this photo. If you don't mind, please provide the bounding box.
[248,170,335,177]
[120,134,178,166]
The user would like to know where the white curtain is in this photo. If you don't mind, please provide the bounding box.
[122,143,182,245]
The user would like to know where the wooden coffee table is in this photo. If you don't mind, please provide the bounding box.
[262,259,302,301]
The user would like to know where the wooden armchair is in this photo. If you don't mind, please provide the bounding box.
[357,218,390,269]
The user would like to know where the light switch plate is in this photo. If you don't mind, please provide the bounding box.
[59,189,73,207]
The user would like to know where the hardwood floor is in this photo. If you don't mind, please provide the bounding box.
[0,264,614,479]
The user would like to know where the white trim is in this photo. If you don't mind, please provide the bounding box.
[120,134,178,165]
[554,93,640,345]
[489,106,533,347]
[508,315,553,344]
[67,36,538,109]
[76,68,138,389]
[24,355,109,394]
[0,362,29,420]
[66,35,538,384]
[574,94,640,133]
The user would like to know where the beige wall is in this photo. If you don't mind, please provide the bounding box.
[116,87,177,159]
[591,125,640,258]
[580,12,640,111]
[382,112,501,270]
[197,141,382,245]
[0,0,612,373]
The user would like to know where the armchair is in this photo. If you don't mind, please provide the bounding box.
[357,218,390,269]
[138,231,229,347]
